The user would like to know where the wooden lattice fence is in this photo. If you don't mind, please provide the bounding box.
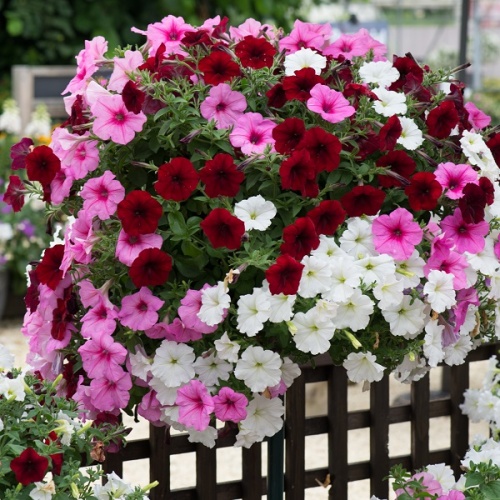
[103,342,500,499]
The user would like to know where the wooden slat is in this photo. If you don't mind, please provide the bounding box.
[285,373,306,499]
[196,443,216,498]
[328,365,348,498]
[370,376,390,498]
[149,425,170,500]
[450,362,470,475]
[411,373,430,469]
[242,444,263,499]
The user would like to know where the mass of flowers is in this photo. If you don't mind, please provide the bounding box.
[0,345,155,499]
[5,15,500,447]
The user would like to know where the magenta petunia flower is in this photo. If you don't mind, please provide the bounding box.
[78,333,127,379]
[80,296,119,339]
[89,369,132,411]
[200,83,247,129]
[178,285,218,334]
[372,207,423,260]
[176,379,215,431]
[91,94,147,145]
[441,208,489,254]
[212,386,248,422]
[115,229,163,267]
[306,84,355,124]
[229,112,276,155]
[80,170,125,219]
[434,162,478,200]
[118,287,164,331]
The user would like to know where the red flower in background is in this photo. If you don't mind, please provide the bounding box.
[129,248,173,287]
[459,183,488,224]
[486,133,500,166]
[266,83,287,109]
[25,145,61,185]
[389,54,424,92]
[200,208,245,250]
[279,149,316,196]
[10,137,34,170]
[377,150,416,188]
[199,50,241,85]
[340,185,386,217]
[35,244,65,291]
[154,157,199,202]
[117,190,163,236]
[283,68,324,102]
[122,81,146,114]
[235,36,276,69]
[426,101,459,139]
[280,217,319,261]
[378,115,402,151]
[405,172,442,211]
[272,118,306,155]
[199,153,245,198]
[10,447,49,486]
[2,175,26,212]
[298,126,342,173]
[266,254,304,295]
[307,200,346,236]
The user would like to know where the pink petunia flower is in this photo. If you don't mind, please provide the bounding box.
[115,229,163,266]
[138,390,163,426]
[229,112,276,155]
[200,83,247,129]
[441,208,489,254]
[118,287,164,331]
[372,207,423,260]
[229,18,276,41]
[164,318,203,342]
[307,84,355,124]
[178,285,218,335]
[323,29,386,61]
[50,168,75,205]
[212,387,248,422]
[80,296,119,339]
[434,162,478,200]
[107,50,145,92]
[176,379,215,431]
[464,101,491,130]
[89,369,132,411]
[78,333,127,379]
[279,19,331,53]
[91,94,147,145]
[80,171,126,219]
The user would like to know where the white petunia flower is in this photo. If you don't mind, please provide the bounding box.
[194,352,232,386]
[460,388,484,422]
[234,346,282,392]
[343,351,385,383]
[236,287,271,336]
[234,195,277,231]
[151,340,195,387]
[266,291,296,323]
[393,354,429,384]
[382,295,426,338]
[466,237,500,275]
[356,254,396,286]
[280,357,301,388]
[397,116,424,150]
[395,250,425,288]
[0,344,15,372]
[54,411,76,446]
[423,270,456,313]
[94,472,134,499]
[321,256,362,303]
[186,425,218,448]
[444,335,473,366]
[128,345,153,383]
[214,332,240,363]
[148,378,180,406]
[339,218,375,257]
[0,98,22,135]
[198,281,231,326]
[359,60,400,87]
[0,376,26,401]
[372,87,407,116]
[289,308,335,355]
[425,463,456,492]
[373,275,405,309]
[284,47,327,76]
[29,479,56,500]
[311,235,347,264]
[332,289,374,332]
[423,319,445,367]
[298,255,332,298]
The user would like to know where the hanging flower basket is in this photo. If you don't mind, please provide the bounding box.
[5,15,500,448]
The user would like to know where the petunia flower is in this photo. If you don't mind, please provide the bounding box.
[441,208,489,254]
[307,84,355,124]
[151,340,195,388]
[234,346,282,393]
[424,270,457,313]
[200,83,247,129]
[200,207,245,250]
[236,287,271,336]
[359,60,400,87]
[284,47,327,76]
[343,351,385,383]
[234,195,277,231]
[229,112,276,155]
[397,116,424,150]
[80,171,125,220]
[118,287,164,331]
[434,162,478,200]
[176,379,214,431]
[213,387,248,422]
[10,447,49,486]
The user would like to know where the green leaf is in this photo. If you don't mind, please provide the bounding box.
[482,481,500,499]
[168,211,187,237]
[465,472,484,488]
[6,14,23,36]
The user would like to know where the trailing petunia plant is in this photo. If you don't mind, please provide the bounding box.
[5,15,500,447]
[0,345,155,499]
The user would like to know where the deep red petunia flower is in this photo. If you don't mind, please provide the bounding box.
[272,118,306,155]
[51,296,73,341]
[282,68,324,102]
[389,54,424,92]
[122,80,146,114]
[129,248,173,287]
[60,94,90,134]
[298,126,342,173]
[340,185,386,217]
[405,172,442,211]
[154,157,199,202]
[199,153,245,198]
[10,447,49,486]
[458,183,487,224]
[181,29,212,47]
[35,244,65,291]
[342,83,378,107]
[25,145,61,185]
[426,100,459,140]
[50,453,64,476]
[376,150,416,188]
[280,217,320,261]
[266,83,287,109]
[378,115,402,151]
[265,254,305,295]
[235,36,276,69]
[306,200,346,236]
[117,190,163,236]
[279,149,316,197]
[200,208,245,250]
[199,50,241,85]
[479,177,494,205]
[10,137,34,170]
[3,175,26,212]
[486,133,500,166]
